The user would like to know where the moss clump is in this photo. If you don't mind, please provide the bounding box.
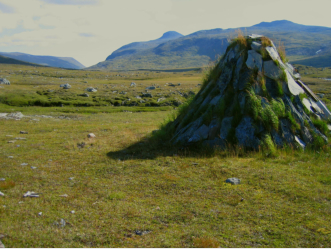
[286,111,301,133]
[261,134,276,156]
[246,89,279,131]
[271,98,286,118]
[311,117,329,135]
[275,80,284,97]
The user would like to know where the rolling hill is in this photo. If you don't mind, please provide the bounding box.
[0,52,85,69]
[0,55,43,67]
[88,20,331,70]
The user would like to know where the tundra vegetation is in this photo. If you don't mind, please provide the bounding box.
[0,57,331,247]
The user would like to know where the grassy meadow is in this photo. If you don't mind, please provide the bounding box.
[0,64,331,247]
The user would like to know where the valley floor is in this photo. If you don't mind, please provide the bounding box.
[0,109,331,247]
[0,64,331,247]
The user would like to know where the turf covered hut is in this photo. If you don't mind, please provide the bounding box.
[165,34,331,151]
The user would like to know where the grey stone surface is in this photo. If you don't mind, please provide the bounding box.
[210,94,222,106]
[146,86,156,90]
[142,93,152,98]
[86,87,97,92]
[283,95,304,126]
[271,129,283,148]
[174,117,203,144]
[233,54,245,90]
[208,118,221,139]
[235,117,260,149]
[220,117,233,139]
[88,133,96,138]
[238,92,246,113]
[263,60,282,80]
[246,50,263,72]
[217,64,234,95]
[279,119,295,145]
[23,191,39,197]
[62,83,71,89]
[316,100,331,120]
[130,82,136,87]
[0,78,10,85]
[266,46,281,62]
[301,126,313,144]
[249,34,264,39]
[0,191,4,196]
[295,136,306,149]
[225,177,241,185]
[285,71,304,96]
[188,124,209,143]
[251,41,262,52]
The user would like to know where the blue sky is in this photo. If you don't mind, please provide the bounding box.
[0,0,330,67]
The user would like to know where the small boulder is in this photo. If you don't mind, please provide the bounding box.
[0,78,10,85]
[130,82,136,87]
[62,83,71,89]
[20,131,28,134]
[86,87,97,92]
[146,86,156,90]
[88,133,96,138]
[225,178,241,185]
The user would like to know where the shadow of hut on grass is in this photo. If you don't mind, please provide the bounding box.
[106,135,221,161]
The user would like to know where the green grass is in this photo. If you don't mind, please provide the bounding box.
[0,62,331,247]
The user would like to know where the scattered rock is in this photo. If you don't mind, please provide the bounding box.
[142,93,153,98]
[77,142,85,148]
[79,93,89,97]
[8,156,13,159]
[62,83,71,89]
[53,219,66,228]
[225,178,241,185]
[88,133,96,138]
[38,212,43,216]
[0,178,5,181]
[86,87,97,92]
[69,177,74,180]
[21,163,28,166]
[146,86,156,90]
[15,137,26,140]
[0,191,4,196]
[31,166,37,169]
[0,78,10,85]
[23,191,39,197]
[130,82,136,87]
[59,194,68,197]
[135,230,151,236]
[7,141,15,143]
[20,131,28,134]
[70,210,75,214]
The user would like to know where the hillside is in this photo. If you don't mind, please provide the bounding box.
[0,52,85,69]
[88,20,331,70]
[0,55,42,67]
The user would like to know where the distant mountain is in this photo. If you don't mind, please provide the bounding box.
[105,31,183,61]
[89,20,331,70]
[0,52,85,69]
[0,55,42,67]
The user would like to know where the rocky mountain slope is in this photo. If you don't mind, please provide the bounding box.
[0,52,85,69]
[89,20,331,70]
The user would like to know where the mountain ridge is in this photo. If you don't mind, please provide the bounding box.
[89,20,331,70]
[0,52,85,69]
